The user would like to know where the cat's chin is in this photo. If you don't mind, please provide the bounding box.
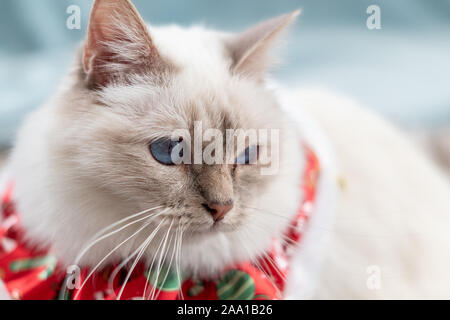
[185,221,239,239]
[206,222,238,235]
[211,222,236,233]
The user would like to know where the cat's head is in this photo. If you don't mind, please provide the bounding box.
[45,0,301,272]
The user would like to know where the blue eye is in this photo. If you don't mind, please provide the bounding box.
[150,138,184,165]
[235,146,259,165]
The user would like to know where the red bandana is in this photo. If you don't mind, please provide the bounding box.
[0,147,319,300]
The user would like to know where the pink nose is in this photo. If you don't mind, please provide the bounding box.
[203,202,234,222]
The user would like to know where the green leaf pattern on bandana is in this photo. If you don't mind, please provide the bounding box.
[10,256,57,280]
[216,270,255,300]
[146,266,180,292]
[187,281,205,297]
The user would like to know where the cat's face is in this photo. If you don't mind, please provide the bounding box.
[44,0,301,270]
[63,69,285,237]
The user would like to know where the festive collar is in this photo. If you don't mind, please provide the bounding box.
[0,146,320,300]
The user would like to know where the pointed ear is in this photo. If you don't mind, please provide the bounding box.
[83,0,169,88]
[226,10,300,79]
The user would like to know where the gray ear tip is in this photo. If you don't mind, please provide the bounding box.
[275,9,301,26]
[288,9,301,21]
[292,9,302,17]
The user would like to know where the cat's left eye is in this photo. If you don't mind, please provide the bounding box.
[150,138,184,165]
[235,145,259,165]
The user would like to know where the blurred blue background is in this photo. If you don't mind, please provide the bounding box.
[1,0,450,147]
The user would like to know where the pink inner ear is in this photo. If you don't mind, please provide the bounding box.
[82,0,165,87]
[83,41,118,87]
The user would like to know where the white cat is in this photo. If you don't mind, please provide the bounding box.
[1,0,449,299]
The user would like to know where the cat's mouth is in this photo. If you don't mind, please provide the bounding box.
[211,221,236,233]
[186,220,238,237]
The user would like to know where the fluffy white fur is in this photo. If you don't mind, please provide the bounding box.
[1,0,450,299]
[4,1,304,285]
[290,88,450,299]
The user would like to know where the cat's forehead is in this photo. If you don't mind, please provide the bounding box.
[94,25,282,133]
[100,79,275,137]
[151,26,231,78]
[152,85,261,133]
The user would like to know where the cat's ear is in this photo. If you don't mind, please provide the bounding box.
[227,10,300,79]
[83,0,168,88]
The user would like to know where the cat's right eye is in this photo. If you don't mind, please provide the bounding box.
[149,138,184,166]
[235,145,259,165]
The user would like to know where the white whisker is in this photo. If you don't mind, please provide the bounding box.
[107,215,164,297]
[153,229,178,300]
[175,224,185,300]
[241,220,289,284]
[241,205,292,221]
[235,227,283,297]
[74,209,169,300]
[90,205,164,241]
[261,251,287,283]
[142,219,175,299]
[149,219,174,300]
[116,217,168,300]
[75,206,165,264]
[252,219,304,249]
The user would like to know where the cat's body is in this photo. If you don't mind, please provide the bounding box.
[1,0,450,299]
[285,88,450,299]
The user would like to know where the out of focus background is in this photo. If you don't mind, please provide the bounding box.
[0,0,449,164]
